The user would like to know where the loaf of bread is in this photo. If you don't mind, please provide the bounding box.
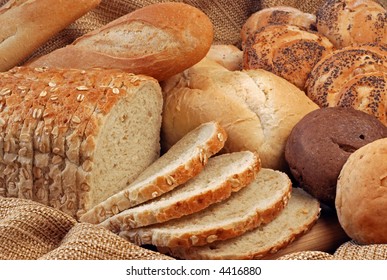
[306,44,387,125]
[285,107,387,207]
[162,58,319,170]
[0,66,163,219]
[243,24,334,89]
[119,168,292,248]
[0,0,101,71]
[336,138,387,244]
[241,6,317,45]
[160,187,320,260]
[27,2,214,81]
[101,151,260,231]
[205,45,243,71]
[80,121,228,224]
[316,0,386,49]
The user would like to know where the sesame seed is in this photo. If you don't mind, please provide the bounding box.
[48,81,56,87]
[0,88,11,96]
[112,87,120,94]
[76,86,89,91]
[39,90,48,97]
[72,116,81,124]
[76,94,85,102]
[50,95,58,101]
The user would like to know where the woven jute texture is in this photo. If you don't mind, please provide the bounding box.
[0,197,173,260]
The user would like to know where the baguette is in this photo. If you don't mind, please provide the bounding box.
[0,0,101,71]
[27,2,214,81]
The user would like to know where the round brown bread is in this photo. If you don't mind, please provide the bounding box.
[241,6,317,45]
[243,24,334,89]
[305,44,387,125]
[316,0,386,49]
[336,138,387,244]
[285,107,387,207]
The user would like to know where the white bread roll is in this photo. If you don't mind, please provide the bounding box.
[28,2,214,81]
[161,58,319,170]
[0,0,101,71]
[336,138,387,245]
[205,45,243,71]
[0,66,163,219]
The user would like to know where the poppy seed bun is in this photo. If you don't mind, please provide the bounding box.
[285,107,387,207]
[336,138,387,244]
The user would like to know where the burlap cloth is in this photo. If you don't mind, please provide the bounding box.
[0,0,386,260]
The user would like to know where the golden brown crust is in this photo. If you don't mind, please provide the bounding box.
[101,152,260,230]
[27,2,214,81]
[243,24,334,89]
[316,0,386,49]
[0,0,101,71]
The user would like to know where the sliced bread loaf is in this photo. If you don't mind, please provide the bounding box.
[118,168,292,248]
[101,151,260,230]
[80,121,227,224]
[160,187,320,259]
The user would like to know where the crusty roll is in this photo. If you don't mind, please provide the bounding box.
[316,0,386,49]
[336,138,387,244]
[27,2,214,81]
[306,44,387,125]
[243,24,334,89]
[0,0,101,72]
[0,66,163,219]
[241,6,317,45]
[161,58,319,170]
[205,45,243,71]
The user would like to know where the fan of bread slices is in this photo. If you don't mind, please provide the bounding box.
[81,121,321,260]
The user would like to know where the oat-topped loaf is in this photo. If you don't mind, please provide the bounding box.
[0,66,163,219]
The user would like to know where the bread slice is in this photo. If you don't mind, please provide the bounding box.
[80,121,227,224]
[118,168,292,248]
[101,151,260,230]
[160,187,320,260]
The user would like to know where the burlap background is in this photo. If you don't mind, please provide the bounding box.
[0,0,386,260]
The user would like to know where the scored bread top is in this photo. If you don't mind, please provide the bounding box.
[80,121,228,224]
[119,168,292,248]
[101,151,260,230]
[160,187,320,260]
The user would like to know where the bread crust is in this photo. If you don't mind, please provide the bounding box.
[0,0,101,71]
[27,2,214,81]
[101,152,260,230]
[80,122,227,224]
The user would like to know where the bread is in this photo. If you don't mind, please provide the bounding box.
[285,107,387,207]
[305,44,387,125]
[316,0,386,49]
[205,45,243,71]
[118,168,292,248]
[27,2,214,81]
[241,6,317,45]
[160,187,320,260]
[80,121,227,224]
[0,66,163,219]
[101,151,260,230]
[336,138,387,245]
[0,0,101,71]
[161,58,319,170]
[243,24,334,89]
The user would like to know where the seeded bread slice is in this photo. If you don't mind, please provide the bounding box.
[101,151,260,230]
[160,187,320,259]
[118,168,292,248]
[80,121,227,224]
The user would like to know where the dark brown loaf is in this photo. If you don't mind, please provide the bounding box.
[316,0,386,49]
[27,2,214,81]
[285,107,387,207]
[0,67,163,219]
[305,44,387,125]
[243,24,334,89]
[0,0,101,72]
